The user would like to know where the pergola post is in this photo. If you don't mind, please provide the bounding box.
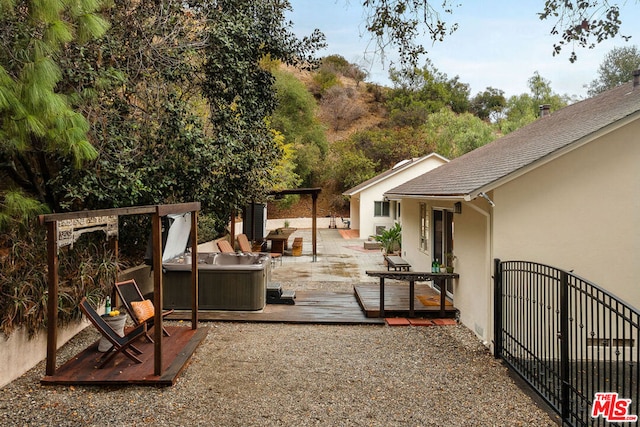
[311,192,318,262]
[190,211,199,329]
[45,221,58,376]
[152,209,163,376]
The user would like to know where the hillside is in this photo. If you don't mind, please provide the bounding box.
[269,64,389,219]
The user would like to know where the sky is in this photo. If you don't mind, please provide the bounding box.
[286,0,640,99]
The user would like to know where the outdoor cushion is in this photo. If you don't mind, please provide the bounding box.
[131,299,154,323]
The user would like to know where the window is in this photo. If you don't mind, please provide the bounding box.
[420,203,429,253]
[374,201,390,217]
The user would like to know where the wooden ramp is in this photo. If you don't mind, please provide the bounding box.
[167,290,385,325]
[355,283,458,318]
[41,326,208,387]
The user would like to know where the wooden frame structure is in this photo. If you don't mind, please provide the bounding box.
[268,188,321,261]
[39,202,200,378]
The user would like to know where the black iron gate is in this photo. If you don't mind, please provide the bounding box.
[494,259,639,426]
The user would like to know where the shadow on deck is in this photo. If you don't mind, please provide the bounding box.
[41,326,208,387]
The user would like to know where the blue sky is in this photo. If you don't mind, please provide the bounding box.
[286,1,640,99]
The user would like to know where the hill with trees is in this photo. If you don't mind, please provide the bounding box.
[268,54,572,218]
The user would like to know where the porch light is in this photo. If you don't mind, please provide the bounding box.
[454,202,462,214]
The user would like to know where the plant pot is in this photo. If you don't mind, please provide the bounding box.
[446,266,454,273]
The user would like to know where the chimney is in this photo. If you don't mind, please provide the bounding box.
[634,69,640,89]
[539,104,551,117]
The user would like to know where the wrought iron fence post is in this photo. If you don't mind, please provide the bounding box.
[494,258,502,359]
[560,270,570,424]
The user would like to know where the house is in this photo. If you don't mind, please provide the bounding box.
[385,74,640,348]
[343,153,448,239]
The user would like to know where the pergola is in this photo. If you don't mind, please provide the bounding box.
[269,187,321,261]
[39,202,200,378]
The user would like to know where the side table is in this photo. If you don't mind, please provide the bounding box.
[98,313,128,352]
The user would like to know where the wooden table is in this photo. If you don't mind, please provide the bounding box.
[265,228,296,254]
[365,271,459,317]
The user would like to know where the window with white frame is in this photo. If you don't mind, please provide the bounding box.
[374,201,390,217]
[420,203,429,253]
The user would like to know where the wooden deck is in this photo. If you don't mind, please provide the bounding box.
[167,289,385,325]
[41,326,208,387]
[166,285,457,323]
[355,283,457,318]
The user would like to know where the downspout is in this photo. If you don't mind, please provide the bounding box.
[462,199,494,350]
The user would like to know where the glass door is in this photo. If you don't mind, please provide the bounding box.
[433,209,454,298]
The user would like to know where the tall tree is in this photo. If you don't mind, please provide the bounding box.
[471,87,506,122]
[0,0,109,215]
[386,61,470,127]
[498,72,569,134]
[201,0,324,221]
[587,45,640,95]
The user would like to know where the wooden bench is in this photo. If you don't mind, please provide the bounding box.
[384,255,411,271]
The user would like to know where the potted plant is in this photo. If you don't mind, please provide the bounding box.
[445,252,457,273]
[374,223,402,255]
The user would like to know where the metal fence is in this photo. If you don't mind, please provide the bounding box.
[494,259,639,426]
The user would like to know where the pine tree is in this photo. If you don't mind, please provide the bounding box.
[0,0,109,219]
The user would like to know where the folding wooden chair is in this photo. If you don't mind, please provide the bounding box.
[115,279,174,342]
[79,297,146,368]
[217,239,235,253]
[236,233,282,266]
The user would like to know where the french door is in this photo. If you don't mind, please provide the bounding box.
[433,209,454,298]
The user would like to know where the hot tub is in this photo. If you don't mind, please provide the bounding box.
[162,252,270,311]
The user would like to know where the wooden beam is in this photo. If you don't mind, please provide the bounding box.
[39,206,156,224]
[155,202,201,217]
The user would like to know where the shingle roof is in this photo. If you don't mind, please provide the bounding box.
[342,153,448,196]
[385,81,640,199]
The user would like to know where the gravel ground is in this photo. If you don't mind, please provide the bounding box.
[0,281,561,426]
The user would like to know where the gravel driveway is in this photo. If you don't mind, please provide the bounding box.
[0,305,560,426]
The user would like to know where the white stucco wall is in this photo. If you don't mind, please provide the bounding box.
[354,156,447,239]
[0,321,87,388]
[397,117,640,349]
[400,198,493,343]
[493,120,640,308]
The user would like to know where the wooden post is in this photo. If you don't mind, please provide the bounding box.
[152,211,163,376]
[311,192,318,262]
[45,221,58,376]
[190,211,199,329]
[229,209,236,251]
[379,277,385,317]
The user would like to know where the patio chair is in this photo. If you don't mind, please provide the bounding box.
[79,297,146,369]
[217,239,235,253]
[236,233,282,265]
[341,217,351,229]
[114,279,174,342]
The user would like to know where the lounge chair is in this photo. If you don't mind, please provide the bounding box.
[236,233,282,265]
[114,279,174,342]
[217,239,235,253]
[79,297,146,369]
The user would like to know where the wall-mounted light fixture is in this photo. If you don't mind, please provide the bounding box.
[454,201,462,214]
